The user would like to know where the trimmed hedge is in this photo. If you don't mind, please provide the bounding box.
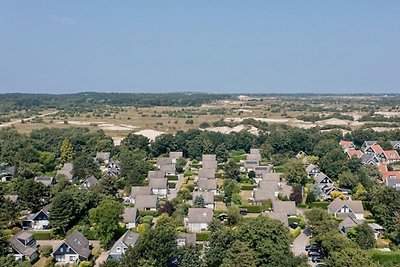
[241,184,256,190]
[290,226,301,239]
[139,210,158,217]
[167,175,179,181]
[370,250,400,264]
[196,232,210,241]
[309,202,329,209]
[30,230,52,240]
[240,205,262,213]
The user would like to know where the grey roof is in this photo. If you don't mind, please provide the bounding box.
[262,173,280,182]
[314,172,332,184]
[246,154,261,161]
[147,171,165,179]
[368,223,384,231]
[26,203,52,221]
[250,149,260,155]
[192,191,214,204]
[197,179,217,191]
[8,231,37,257]
[135,195,158,210]
[130,186,152,199]
[327,198,364,214]
[198,168,215,179]
[202,160,217,170]
[254,165,271,175]
[177,234,196,245]
[360,153,379,164]
[34,176,53,186]
[0,163,15,176]
[111,231,139,252]
[339,216,363,232]
[169,151,183,159]
[202,154,216,161]
[363,141,377,147]
[4,194,18,202]
[264,212,288,227]
[244,160,259,168]
[187,208,213,223]
[258,180,279,191]
[64,231,91,259]
[149,178,168,189]
[272,201,297,216]
[56,163,73,181]
[96,152,110,161]
[160,164,175,173]
[253,189,277,203]
[157,157,172,166]
[80,176,99,188]
[122,207,138,223]
[306,164,320,173]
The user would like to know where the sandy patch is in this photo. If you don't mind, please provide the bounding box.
[375,112,400,118]
[316,118,352,126]
[112,137,124,146]
[372,127,400,132]
[98,124,138,131]
[56,120,105,125]
[135,129,165,141]
[205,124,260,135]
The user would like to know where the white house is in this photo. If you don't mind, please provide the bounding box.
[108,231,139,260]
[52,231,91,264]
[327,198,364,220]
[186,208,213,233]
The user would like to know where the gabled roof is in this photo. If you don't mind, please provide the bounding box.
[347,150,363,158]
[177,234,196,245]
[169,151,183,159]
[244,160,259,167]
[27,203,52,221]
[340,140,354,149]
[135,195,158,210]
[130,186,152,199]
[192,191,214,205]
[197,179,217,191]
[122,207,138,223]
[360,153,379,164]
[8,231,36,257]
[261,173,280,182]
[365,144,384,155]
[202,154,216,161]
[111,231,139,252]
[327,198,364,214]
[264,212,288,227]
[80,176,99,188]
[382,150,400,160]
[306,164,320,173]
[254,165,272,174]
[149,178,168,189]
[157,157,172,166]
[147,171,165,179]
[258,180,279,191]
[314,172,332,184]
[160,164,175,173]
[253,189,276,202]
[56,163,73,181]
[198,168,215,179]
[339,215,363,232]
[64,231,91,259]
[389,141,400,149]
[250,149,260,155]
[272,201,297,216]
[246,154,261,161]
[187,208,213,223]
[362,141,377,147]
[34,176,53,186]
[96,152,110,161]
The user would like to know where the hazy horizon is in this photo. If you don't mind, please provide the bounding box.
[1,1,399,94]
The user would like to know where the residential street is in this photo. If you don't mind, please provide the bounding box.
[167,173,184,200]
[292,231,309,257]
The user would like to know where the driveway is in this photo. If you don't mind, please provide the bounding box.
[167,173,184,200]
[291,231,309,257]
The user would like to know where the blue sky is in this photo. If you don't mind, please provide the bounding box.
[0,1,399,94]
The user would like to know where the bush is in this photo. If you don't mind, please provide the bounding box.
[309,201,329,209]
[240,177,252,184]
[184,171,192,177]
[241,184,256,190]
[274,166,284,173]
[141,216,153,225]
[290,226,301,239]
[167,175,179,181]
[40,245,53,257]
[31,230,52,240]
[168,182,176,189]
[196,232,210,241]
[370,250,400,265]
[240,205,262,213]
[214,194,224,202]
[288,217,305,228]
[139,210,158,217]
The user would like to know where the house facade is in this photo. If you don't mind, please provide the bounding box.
[52,231,91,264]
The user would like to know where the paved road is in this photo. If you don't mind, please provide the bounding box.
[168,173,184,200]
[0,111,57,128]
[95,251,109,267]
[292,231,309,257]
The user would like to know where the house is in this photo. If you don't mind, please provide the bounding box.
[254,165,272,178]
[129,186,152,204]
[258,180,280,193]
[340,141,355,152]
[389,141,400,150]
[186,208,213,233]
[122,207,139,229]
[80,176,99,189]
[192,191,215,209]
[380,150,400,163]
[272,201,297,216]
[364,144,384,156]
[156,157,172,168]
[202,154,217,170]
[261,173,280,182]
[253,189,277,204]
[149,178,168,198]
[243,160,259,171]
[169,152,183,164]
[197,179,217,193]
[314,172,334,186]
[246,152,261,162]
[198,168,215,179]
[361,141,377,151]
[360,153,380,165]
[8,231,38,262]
[22,203,52,230]
[177,234,196,247]
[56,163,74,182]
[105,161,120,177]
[147,171,165,180]
[339,216,363,234]
[250,148,260,155]
[34,176,54,186]
[0,163,15,182]
[327,198,364,220]
[108,231,139,260]
[135,195,158,211]
[382,171,400,190]
[160,164,176,176]
[347,150,363,159]
[306,164,320,177]
[264,212,288,227]
[96,152,111,164]
[368,223,384,239]
[52,231,91,264]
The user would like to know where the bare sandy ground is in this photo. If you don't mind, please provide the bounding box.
[112,137,124,146]
[206,124,260,135]
[0,111,57,128]
[375,111,400,117]
[134,129,165,141]
[372,127,400,132]
[57,121,138,131]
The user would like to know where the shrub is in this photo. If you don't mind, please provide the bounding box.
[31,230,52,240]
[196,232,210,241]
[167,175,179,181]
[370,250,400,265]
[309,201,329,209]
[40,245,53,257]
[168,182,176,189]
[141,216,153,225]
[214,194,224,202]
[290,226,301,239]
[241,184,256,190]
[11,227,21,235]
[139,210,158,217]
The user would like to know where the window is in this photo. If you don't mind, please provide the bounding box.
[60,247,63,253]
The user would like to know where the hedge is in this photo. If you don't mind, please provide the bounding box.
[167,175,179,181]
[240,178,253,184]
[240,205,262,213]
[290,226,301,239]
[139,210,158,217]
[241,184,256,190]
[214,194,224,202]
[168,182,176,189]
[196,232,210,241]
[274,166,284,173]
[370,250,400,264]
[309,202,329,209]
[184,171,192,177]
[288,217,305,228]
[30,230,52,240]
[141,216,153,225]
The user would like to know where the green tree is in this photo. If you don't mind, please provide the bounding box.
[223,179,240,204]
[72,154,100,181]
[326,247,377,267]
[205,223,235,267]
[177,245,203,267]
[60,138,74,163]
[175,157,186,174]
[194,195,205,208]
[89,199,124,248]
[351,223,376,249]
[224,159,240,181]
[215,143,229,163]
[338,171,359,191]
[221,241,258,267]
[15,179,51,212]
[38,151,56,172]
[283,159,308,185]
[260,142,274,159]
[227,205,241,225]
[319,148,348,179]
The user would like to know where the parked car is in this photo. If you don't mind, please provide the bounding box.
[315,263,326,267]
[312,255,324,263]
[305,244,320,251]
[308,251,321,257]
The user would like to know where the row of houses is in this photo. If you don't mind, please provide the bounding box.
[340,140,400,164]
